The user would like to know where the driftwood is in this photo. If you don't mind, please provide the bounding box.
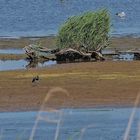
[55,48,105,62]
[91,51,105,61]
[24,44,59,60]
[55,48,86,61]
[24,44,105,62]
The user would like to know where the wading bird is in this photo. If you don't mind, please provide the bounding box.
[32,75,39,83]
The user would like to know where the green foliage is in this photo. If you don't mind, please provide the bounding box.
[57,9,110,51]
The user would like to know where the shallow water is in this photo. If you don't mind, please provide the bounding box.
[0,59,27,71]
[0,52,138,71]
[0,60,57,71]
[0,49,23,54]
[0,108,140,140]
[0,0,139,37]
[113,53,135,61]
[0,48,139,71]
[102,49,139,61]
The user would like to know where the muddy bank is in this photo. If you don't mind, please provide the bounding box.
[110,37,140,50]
[0,61,140,112]
[0,36,140,50]
[0,36,56,49]
[0,54,26,60]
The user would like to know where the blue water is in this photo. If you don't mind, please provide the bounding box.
[113,52,135,61]
[0,60,57,71]
[0,49,23,54]
[0,108,140,140]
[0,0,139,37]
[0,60,27,71]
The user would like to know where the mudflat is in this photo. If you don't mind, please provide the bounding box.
[0,36,140,50]
[0,61,140,112]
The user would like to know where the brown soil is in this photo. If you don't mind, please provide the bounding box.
[0,61,140,112]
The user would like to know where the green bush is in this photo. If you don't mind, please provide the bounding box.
[57,9,110,52]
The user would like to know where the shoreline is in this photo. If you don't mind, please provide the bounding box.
[0,36,140,60]
[0,105,138,113]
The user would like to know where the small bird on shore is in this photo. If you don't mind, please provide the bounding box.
[32,75,39,83]
[116,12,126,18]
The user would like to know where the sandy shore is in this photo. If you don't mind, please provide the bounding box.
[0,61,140,112]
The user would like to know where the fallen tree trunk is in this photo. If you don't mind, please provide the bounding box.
[91,51,105,61]
[55,48,105,62]
[24,44,105,62]
[55,48,84,62]
[24,44,58,60]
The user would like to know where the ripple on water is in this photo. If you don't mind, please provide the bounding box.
[0,108,139,140]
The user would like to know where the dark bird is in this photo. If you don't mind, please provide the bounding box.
[32,75,39,83]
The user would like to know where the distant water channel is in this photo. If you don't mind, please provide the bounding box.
[0,49,23,54]
[0,60,57,71]
[0,108,140,140]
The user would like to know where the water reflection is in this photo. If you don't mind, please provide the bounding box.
[26,60,57,69]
